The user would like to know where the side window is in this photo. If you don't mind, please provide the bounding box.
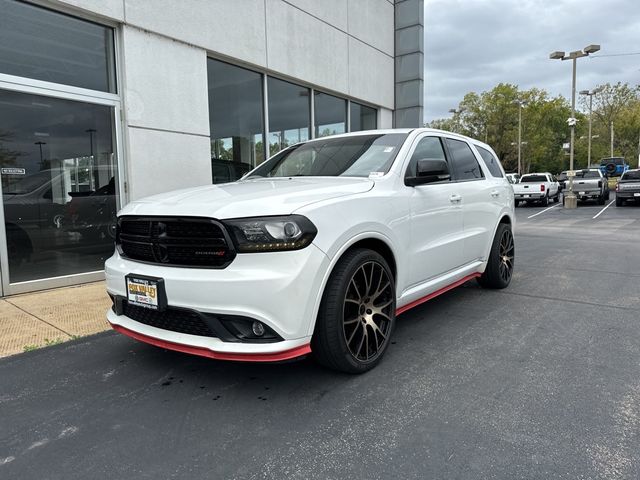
[444,138,485,181]
[405,136,447,178]
[476,146,504,178]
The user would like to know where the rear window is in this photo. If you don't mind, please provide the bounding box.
[574,170,600,179]
[520,175,547,183]
[621,170,640,181]
[476,146,504,178]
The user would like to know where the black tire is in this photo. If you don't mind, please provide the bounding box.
[597,195,605,205]
[616,197,623,207]
[312,248,396,374]
[477,223,514,290]
[554,193,560,203]
[605,190,610,200]
[541,194,549,206]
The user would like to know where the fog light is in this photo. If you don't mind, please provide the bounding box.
[252,321,265,337]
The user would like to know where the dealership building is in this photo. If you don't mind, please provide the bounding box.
[0,0,424,295]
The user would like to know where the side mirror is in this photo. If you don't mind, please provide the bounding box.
[405,158,451,186]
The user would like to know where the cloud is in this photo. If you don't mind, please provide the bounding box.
[424,0,640,122]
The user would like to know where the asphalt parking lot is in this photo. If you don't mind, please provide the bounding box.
[1,194,640,480]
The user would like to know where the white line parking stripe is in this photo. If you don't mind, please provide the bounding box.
[593,199,615,219]
[527,204,560,219]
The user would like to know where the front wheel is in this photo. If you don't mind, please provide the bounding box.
[616,197,623,207]
[478,223,514,289]
[312,249,396,374]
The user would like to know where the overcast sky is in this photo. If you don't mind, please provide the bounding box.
[423,0,640,122]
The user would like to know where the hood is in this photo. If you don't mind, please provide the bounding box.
[119,177,375,218]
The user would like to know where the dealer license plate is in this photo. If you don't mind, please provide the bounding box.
[579,191,586,195]
[126,275,162,310]
[524,194,530,198]
[634,193,640,197]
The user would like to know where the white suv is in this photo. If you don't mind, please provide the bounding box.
[105,129,515,373]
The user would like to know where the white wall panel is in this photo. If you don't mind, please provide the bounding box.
[347,0,394,56]
[124,0,267,68]
[50,0,125,20]
[266,0,348,94]
[121,26,209,136]
[348,37,394,109]
[283,0,348,31]
[127,128,211,200]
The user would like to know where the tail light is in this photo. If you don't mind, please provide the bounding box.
[540,184,545,192]
[616,183,619,192]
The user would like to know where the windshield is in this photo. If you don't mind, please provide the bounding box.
[573,170,600,179]
[520,175,547,183]
[248,133,408,178]
[3,171,56,194]
[621,170,640,181]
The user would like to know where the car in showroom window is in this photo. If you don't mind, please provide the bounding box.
[105,129,515,373]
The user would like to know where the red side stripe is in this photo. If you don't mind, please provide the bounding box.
[110,323,311,362]
[395,273,481,315]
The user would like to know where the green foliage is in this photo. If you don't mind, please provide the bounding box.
[427,82,640,174]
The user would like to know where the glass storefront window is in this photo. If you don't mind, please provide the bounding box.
[267,77,310,155]
[0,90,118,283]
[0,0,116,93]
[314,92,346,138]
[207,59,264,183]
[350,102,377,132]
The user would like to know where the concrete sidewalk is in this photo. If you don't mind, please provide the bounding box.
[0,281,111,357]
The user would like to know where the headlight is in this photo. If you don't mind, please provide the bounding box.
[223,215,317,253]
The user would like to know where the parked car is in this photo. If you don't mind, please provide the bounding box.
[105,129,515,373]
[599,157,629,177]
[2,170,67,266]
[572,169,609,205]
[64,176,117,241]
[615,169,640,206]
[512,172,560,206]
[505,173,520,184]
[557,171,568,192]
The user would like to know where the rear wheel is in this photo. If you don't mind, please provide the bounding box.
[478,223,514,290]
[598,195,605,205]
[554,192,560,203]
[541,194,549,206]
[312,248,396,373]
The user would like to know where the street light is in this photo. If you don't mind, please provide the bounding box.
[513,99,527,175]
[549,44,601,209]
[579,87,602,168]
[448,108,465,133]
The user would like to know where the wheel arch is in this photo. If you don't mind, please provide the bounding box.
[306,232,398,337]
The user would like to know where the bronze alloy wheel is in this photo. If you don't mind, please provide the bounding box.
[342,260,394,362]
[498,228,515,284]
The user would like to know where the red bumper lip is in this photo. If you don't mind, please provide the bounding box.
[395,273,480,315]
[110,323,311,362]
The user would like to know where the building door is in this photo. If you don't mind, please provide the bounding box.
[0,89,121,294]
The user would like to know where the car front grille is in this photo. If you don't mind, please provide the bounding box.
[122,301,217,338]
[117,216,236,268]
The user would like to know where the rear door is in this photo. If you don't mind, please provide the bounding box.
[443,137,496,265]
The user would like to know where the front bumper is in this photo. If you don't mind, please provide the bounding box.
[616,191,640,199]
[105,244,330,359]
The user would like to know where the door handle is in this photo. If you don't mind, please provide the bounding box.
[490,190,500,197]
[449,194,462,203]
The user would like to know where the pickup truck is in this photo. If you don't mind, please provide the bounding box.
[512,172,560,206]
[615,169,640,206]
[571,169,609,205]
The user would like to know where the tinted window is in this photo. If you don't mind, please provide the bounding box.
[406,136,447,177]
[314,92,346,138]
[621,170,640,180]
[476,146,504,178]
[574,170,600,179]
[207,59,264,182]
[0,0,116,92]
[350,102,377,132]
[267,77,310,155]
[250,134,407,178]
[520,175,548,183]
[444,138,484,180]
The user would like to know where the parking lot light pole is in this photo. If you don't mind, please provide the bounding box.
[579,88,601,168]
[550,44,600,209]
[448,108,465,133]
[513,100,527,175]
